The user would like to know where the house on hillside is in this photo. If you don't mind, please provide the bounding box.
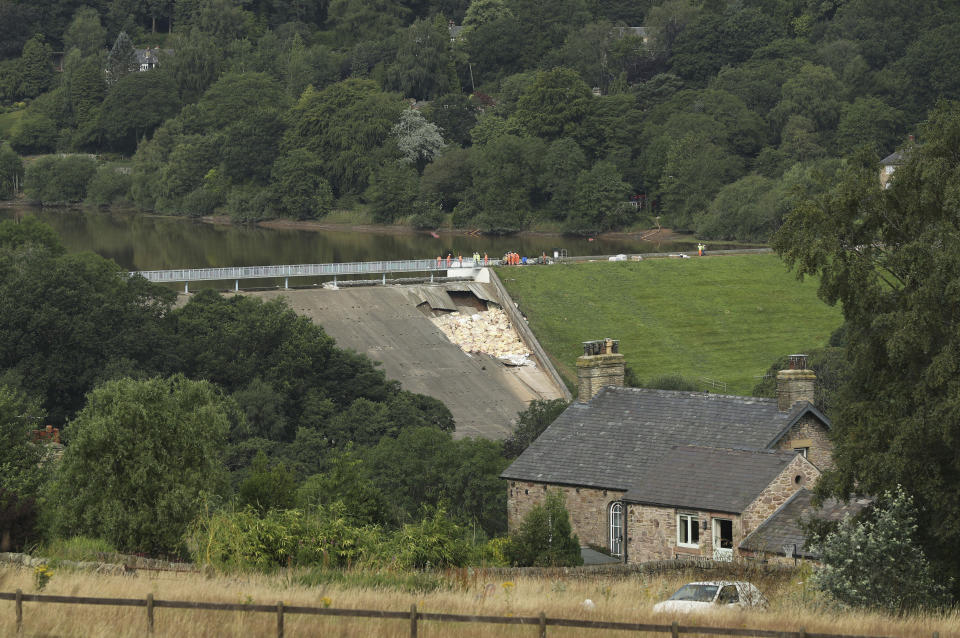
[502,341,850,564]
[880,151,904,189]
[135,48,162,71]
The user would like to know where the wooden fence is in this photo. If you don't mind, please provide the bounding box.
[0,590,942,638]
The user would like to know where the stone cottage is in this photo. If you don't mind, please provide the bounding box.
[501,340,839,564]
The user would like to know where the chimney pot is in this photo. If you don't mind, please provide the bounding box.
[577,338,626,402]
[777,354,816,411]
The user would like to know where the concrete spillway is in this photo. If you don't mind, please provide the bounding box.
[250,283,566,439]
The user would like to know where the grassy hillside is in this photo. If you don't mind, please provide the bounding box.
[498,254,842,395]
[0,109,24,140]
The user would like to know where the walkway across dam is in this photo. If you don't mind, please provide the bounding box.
[133,258,499,292]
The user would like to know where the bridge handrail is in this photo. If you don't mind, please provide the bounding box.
[131,258,500,283]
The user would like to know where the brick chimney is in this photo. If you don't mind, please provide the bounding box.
[576,338,625,402]
[776,354,816,411]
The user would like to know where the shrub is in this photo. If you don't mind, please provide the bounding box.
[808,485,951,613]
[388,506,473,569]
[85,167,132,206]
[226,185,276,222]
[504,490,582,567]
[24,155,97,203]
[188,505,382,571]
[10,114,57,154]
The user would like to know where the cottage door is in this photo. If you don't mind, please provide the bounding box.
[712,518,734,562]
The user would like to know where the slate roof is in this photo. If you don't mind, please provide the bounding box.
[738,489,872,558]
[622,446,800,513]
[880,151,904,165]
[501,386,826,490]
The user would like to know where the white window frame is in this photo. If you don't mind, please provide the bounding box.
[677,512,700,548]
[609,502,623,557]
[793,446,809,458]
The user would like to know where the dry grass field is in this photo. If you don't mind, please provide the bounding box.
[0,563,956,638]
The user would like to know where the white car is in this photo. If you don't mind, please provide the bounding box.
[652,581,768,614]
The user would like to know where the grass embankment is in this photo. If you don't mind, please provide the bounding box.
[0,109,24,140]
[498,253,842,395]
[1,564,954,637]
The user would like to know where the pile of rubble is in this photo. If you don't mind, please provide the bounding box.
[431,307,532,364]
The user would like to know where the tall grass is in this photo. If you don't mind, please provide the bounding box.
[0,563,955,637]
[498,254,842,395]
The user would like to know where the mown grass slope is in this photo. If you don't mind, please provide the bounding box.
[0,109,24,140]
[498,253,842,395]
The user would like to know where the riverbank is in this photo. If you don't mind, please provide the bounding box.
[208,213,699,245]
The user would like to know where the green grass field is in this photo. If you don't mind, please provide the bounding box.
[498,253,843,395]
[0,109,24,140]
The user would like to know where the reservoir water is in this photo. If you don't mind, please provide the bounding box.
[0,205,732,271]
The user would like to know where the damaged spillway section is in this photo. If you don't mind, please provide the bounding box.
[430,306,532,366]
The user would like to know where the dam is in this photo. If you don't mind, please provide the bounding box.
[244,272,569,439]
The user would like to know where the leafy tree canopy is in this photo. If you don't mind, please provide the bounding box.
[46,375,234,555]
[774,100,960,594]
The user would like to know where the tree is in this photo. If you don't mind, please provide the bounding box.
[0,385,44,499]
[0,146,23,200]
[9,114,58,155]
[513,67,593,141]
[0,221,176,423]
[283,79,406,197]
[809,486,950,612]
[420,146,473,211]
[393,108,445,171]
[24,156,97,203]
[424,93,478,147]
[270,149,334,220]
[100,71,181,154]
[505,490,582,566]
[463,134,544,232]
[17,35,53,99]
[773,101,960,594]
[386,17,455,101]
[566,160,632,234]
[238,450,297,513]
[105,31,138,87]
[63,53,107,129]
[502,398,567,458]
[296,451,389,525]
[64,7,107,57]
[165,28,221,104]
[46,375,233,554]
[365,161,420,223]
[835,97,906,156]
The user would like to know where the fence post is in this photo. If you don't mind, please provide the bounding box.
[409,603,418,638]
[933,632,939,638]
[539,611,547,638]
[15,588,22,635]
[671,620,679,638]
[147,593,154,635]
[798,628,806,638]
[277,601,284,638]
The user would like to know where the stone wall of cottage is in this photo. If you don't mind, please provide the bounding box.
[741,455,821,536]
[625,505,746,564]
[774,415,833,470]
[506,480,625,550]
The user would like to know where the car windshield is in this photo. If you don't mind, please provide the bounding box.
[668,584,719,602]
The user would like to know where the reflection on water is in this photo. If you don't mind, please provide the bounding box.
[0,206,730,271]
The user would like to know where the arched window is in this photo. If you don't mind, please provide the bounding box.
[609,502,623,557]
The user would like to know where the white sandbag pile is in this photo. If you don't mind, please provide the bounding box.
[431,307,532,363]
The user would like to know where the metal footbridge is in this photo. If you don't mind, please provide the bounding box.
[132,258,497,292]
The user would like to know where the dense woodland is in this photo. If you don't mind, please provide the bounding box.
[1,0,958,238]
